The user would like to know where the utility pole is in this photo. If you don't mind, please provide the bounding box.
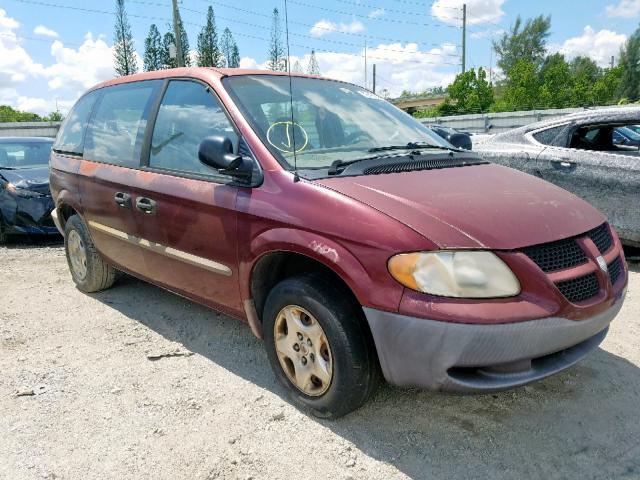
[364,41,367,89]
[610,55,615,69]
[372,64,376,94]
[461,3,467,74]
[172,0,184,67]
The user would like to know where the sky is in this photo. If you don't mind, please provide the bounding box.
[1,0,639,116]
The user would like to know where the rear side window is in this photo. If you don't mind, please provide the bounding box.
[84,81,160,168]
[53,91,98,155]
[148,80,238,176]
[532,125,565,145]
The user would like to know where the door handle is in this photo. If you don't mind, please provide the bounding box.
[551,159,576,169]
[135,197,156,214]
[114,192,131,208]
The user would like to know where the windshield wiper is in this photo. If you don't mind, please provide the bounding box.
[0,166,16,170]
[327,142,459,175]
[368,142,458,153]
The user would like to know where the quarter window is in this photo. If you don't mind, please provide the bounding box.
[84,81,160,167]
[53,90,99,155]
[149,80,238,176]
[532,125,565,146]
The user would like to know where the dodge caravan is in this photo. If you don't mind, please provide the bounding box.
[49,69,628,418]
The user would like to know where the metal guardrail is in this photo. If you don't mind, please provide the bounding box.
[419,105,628,134]
[0,121,61,138]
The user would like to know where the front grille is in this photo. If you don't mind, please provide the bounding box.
[362,158,488,175]
[522,238,587,273]
[555,273,600,303]
[587,223,613,254]
[608,256,623,285]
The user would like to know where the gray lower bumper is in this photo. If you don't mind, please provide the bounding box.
[363,296,625,392]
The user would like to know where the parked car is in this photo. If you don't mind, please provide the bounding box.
[474,107,640,248]
[0,136,58,243]
[613,126,640,148]
[425,124,473,150]
[50,69,628,418]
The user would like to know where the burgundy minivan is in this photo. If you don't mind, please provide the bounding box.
[49,69,628,418]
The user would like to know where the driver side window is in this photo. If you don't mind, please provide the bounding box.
[149,80,238,176]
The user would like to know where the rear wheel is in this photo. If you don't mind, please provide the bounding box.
[263,273,381,418]
[64,215,117,292]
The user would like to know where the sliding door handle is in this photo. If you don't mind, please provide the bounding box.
[135,197,156,214]
[114,192,131,208]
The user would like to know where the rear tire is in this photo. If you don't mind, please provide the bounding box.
[263,273,381,418]
[64,215,117,292]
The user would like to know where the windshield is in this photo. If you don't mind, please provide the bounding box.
[0,140,53,169]
[223,75,450,169]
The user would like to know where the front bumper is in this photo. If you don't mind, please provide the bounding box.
[363,294,625,392]
[0,191,58,236]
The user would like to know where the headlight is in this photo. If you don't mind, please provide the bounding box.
[388,251,520,298]
[4,182,42,198]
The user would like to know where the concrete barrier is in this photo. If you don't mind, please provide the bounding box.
[0,121,61,138]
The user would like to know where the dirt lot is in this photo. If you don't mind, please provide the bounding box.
[1,240,639,480]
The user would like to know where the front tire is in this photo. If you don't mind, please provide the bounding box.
[263,273,381,418]
[64,215,117,293]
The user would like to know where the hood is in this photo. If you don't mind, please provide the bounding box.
[0,166,50,195]
[317,164,605,250]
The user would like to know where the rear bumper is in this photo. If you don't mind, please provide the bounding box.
[363,293,625,392]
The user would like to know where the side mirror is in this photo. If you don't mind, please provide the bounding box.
[198,136,251,179]
[448,132,472,150]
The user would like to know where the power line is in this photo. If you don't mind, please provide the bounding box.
[5,0,461,66]
[286,0,461,28]
[190,0,461,50]
[333,0,462,21]
[175,4,461,58]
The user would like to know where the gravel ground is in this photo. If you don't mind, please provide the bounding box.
[1,240,639,480]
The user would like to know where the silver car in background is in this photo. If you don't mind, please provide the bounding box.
[474,107,640,247]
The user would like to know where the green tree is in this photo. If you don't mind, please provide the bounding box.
[197,6,222,67]
[538,54,574,108]
[143,24,162,71]
[619,27,640,101]
[441,67,493,114]
[493,15,551,75]
[592,66,623,105]
[161,31,177,69]
[307,50,320,75]
[229,43,240,68]
[493,59,540,111]
[113,0,138,76]
[46,111,64,122]
[220,27,240,68]
[570,56,601,106]
[268,8,286,71]
[0,105,42,122]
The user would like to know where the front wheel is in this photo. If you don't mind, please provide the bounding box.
[263,273,381,418]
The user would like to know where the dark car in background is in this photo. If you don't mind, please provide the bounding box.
[0,137,57,243]
[425,124,473,150]
[613,126,640,149]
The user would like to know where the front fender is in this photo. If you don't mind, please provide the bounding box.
[239,228,400,310]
